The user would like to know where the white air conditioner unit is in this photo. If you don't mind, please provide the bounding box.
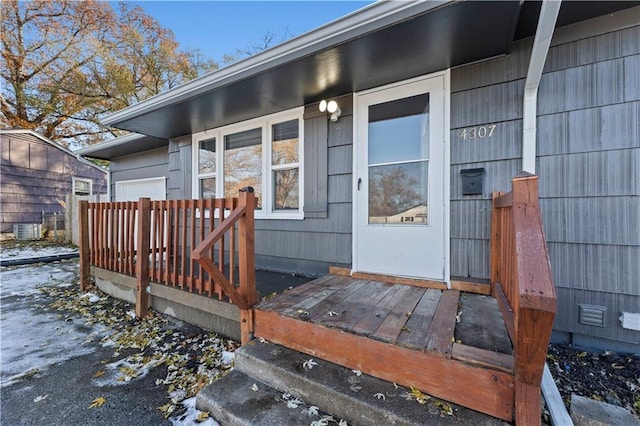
[13,224,42,240]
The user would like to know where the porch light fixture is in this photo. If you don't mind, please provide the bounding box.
[319,99,341,122]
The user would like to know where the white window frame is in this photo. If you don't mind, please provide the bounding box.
[72,177,93,196]
[192,107,304,220]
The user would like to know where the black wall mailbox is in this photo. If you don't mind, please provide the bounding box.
[460,168,485,195]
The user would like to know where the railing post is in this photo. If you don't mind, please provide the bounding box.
[79,200,90,292]
[490,191,503,297]
[511,173,557,425]
[135,198,151,318]
[238,190,256,345]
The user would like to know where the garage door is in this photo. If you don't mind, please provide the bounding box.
[115,177,166,201]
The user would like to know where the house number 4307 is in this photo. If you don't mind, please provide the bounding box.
[460,124,496,141]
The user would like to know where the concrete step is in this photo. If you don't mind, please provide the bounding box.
[196,369,322,426]
[221,341,506,426]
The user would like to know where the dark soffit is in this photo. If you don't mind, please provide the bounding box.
[514,1,640,40]
[107,1,521,140]
[76,134,169,161]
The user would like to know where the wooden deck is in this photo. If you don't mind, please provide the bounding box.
[254,274,517,421]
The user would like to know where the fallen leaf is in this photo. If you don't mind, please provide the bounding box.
[88,396,106,408]
[286,398,303,409]
[304,405,319,416]
[93,370,105,378]
[303,358,318,370]
[196,411,210,422]
[410,386,431,404]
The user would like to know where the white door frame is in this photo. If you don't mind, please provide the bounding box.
[352,70,450,284]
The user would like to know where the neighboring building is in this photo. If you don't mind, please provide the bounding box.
[79,1,640,352]
[1,129,107,233]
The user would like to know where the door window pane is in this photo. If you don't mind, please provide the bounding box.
[200,178,216,199]
[198,138,216,174]
[224,128,262,207]
[368,94,429,165]
[273,168,299,210]
[368,161,428,225]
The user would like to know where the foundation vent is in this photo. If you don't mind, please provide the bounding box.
[579,304,606,327]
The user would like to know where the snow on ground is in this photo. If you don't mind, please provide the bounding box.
[171,397,220,426]
[0,260,106,385]
[0,244,232,424]
[0,244,78,261]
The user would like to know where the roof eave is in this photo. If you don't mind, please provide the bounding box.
[102,0,451,128]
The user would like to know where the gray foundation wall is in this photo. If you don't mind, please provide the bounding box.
[91,266,240,340]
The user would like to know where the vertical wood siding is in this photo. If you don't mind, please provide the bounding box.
[0,133,107,232]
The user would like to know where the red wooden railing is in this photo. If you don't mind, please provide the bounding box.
[78,191,257,330]
[490,172,557,425]
[192,190,257,344]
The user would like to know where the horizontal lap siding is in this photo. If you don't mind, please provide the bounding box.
[451,18,639,344]
[0,133,107,232]
[256,98,353,275]
[166,99,354,276]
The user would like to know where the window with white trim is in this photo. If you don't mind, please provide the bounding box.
[73,177,92,196]
[193,108,304,219]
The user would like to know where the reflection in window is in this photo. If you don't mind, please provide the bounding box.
[368,162,428,224]
[200,177,216,199]
[193,109,303,218]
[198,138,216,174]
[271,119,299,210]
[368,93,429,225]
[224,128,262,208]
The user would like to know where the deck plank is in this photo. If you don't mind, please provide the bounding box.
[451,343,514,374]
[305,280,371,320]
[423,290,460,358]
[351,284,412,336]
[316,281,395,329]
[372,286,425,344]
[396,288,442,349]
[282,277,362,319]
[257,275,338,311]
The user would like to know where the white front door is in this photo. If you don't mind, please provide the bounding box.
[354,73,448,281]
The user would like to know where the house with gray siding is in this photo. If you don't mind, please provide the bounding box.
[1,129,107,234]
[80,1,639,353]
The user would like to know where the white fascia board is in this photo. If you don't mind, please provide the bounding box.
[102,0,450,126]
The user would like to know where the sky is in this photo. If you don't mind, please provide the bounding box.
[128,1,373,64]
